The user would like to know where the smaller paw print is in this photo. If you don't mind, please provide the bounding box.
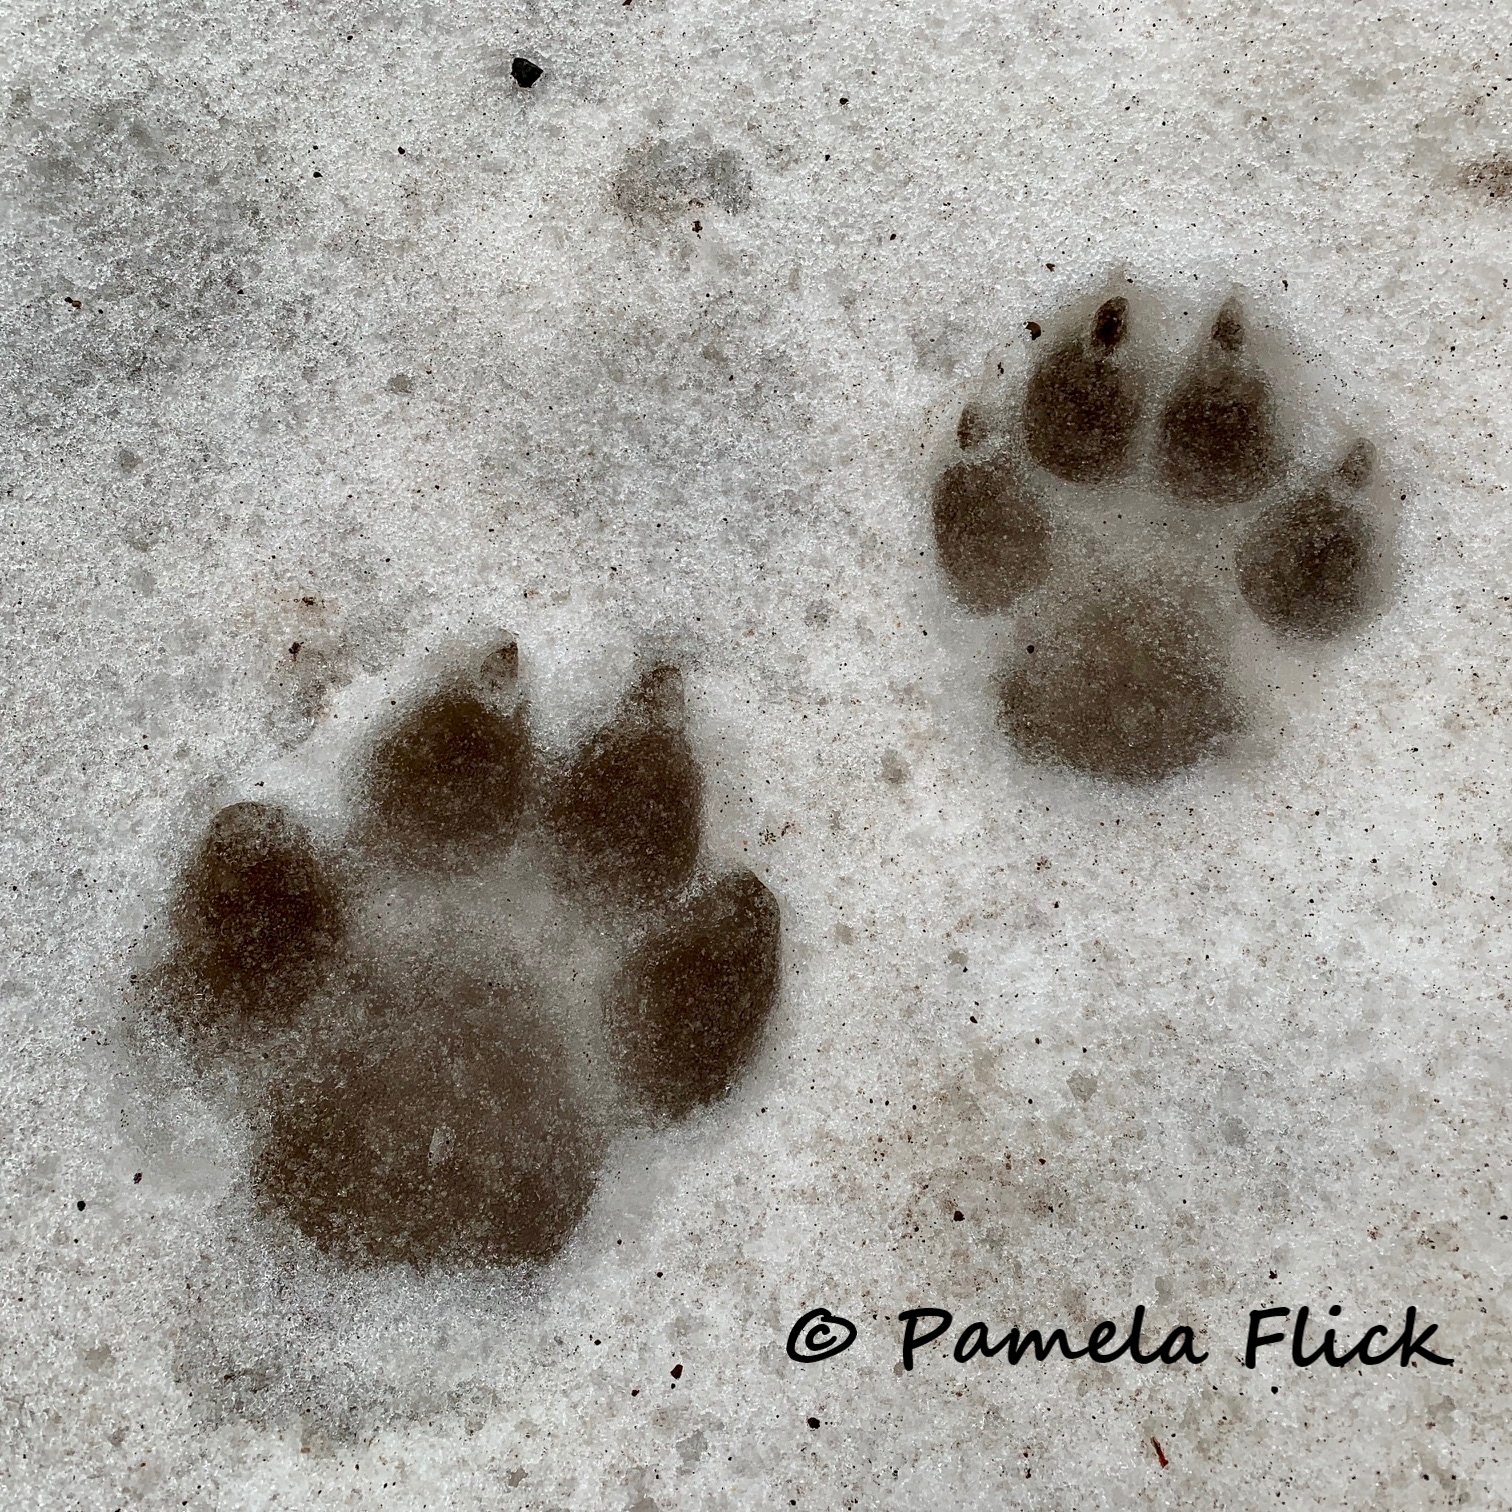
[143,640,781,1269]
[932,288,1395,782]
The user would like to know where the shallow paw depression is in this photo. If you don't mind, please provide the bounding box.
[139,637,783,1273]
[929,282,1397,783]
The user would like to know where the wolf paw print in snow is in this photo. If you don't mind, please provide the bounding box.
[932,288,1396,782]
[142,641,781,1269]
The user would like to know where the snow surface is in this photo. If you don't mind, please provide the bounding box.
[2,0,1509,1506]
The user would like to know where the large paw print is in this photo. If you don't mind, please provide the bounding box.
[142,641,781,1269]
[933,288,1394,781]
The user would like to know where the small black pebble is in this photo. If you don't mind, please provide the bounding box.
[1026,321,1042,339]
[76,1199,86,1211]
[132,1173,142,1183]
[512,57,543,88]
[953,1210,964,1221]
[807,1417,821,1429]
[670,1362,683,1379]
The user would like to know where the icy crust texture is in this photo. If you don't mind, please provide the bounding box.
[142,641,781,1270]
[6,0,1509,1503]
[932,290,1394,783]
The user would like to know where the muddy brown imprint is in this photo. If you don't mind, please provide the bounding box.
[142,640,782,1270]
[607,870,782,1120]
[929,284,1394,782]
[162,801,346,1034]
[544,663,702,904]
[1157,297,1287,507]
[1237,441,1380,638]
[255,966,599,1268]
[354,639,529,871]
[1023,297,1144,484]
[1000,591,1239,784]
[930,456,1052,615]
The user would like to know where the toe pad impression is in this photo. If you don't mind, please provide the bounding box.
[606,871,781,1121]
